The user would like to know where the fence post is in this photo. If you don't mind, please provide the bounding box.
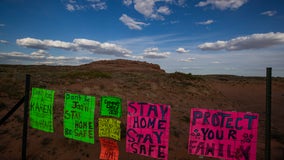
[22,74,30,160]
[265,68,272,160]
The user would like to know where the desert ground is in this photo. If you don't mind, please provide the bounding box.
[0,59,283,160]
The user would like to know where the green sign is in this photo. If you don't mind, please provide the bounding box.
[29,88,55,132]
[63,93,95,144]
[100,96,122,118]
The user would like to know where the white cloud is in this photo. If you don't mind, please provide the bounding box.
[0,24,5,27]
[17,38,49,50]
[195,0,248,10]
[212,61,221,64]
[119,14,149,30]
[179,57,196,62]
[164,0,186,6]
[16,37,133,57]
[198,32,284,51]
[125,54,144,60]
[196,19,214,25]
[261,10,277,17]
[157,6,171,15]
[31,49,50,58]
[134,0,157,18]
[176,47,190,53]
[143,48,170,59]
[0,52,31,59]
[123,0,185,20]
[64,0,107,11]
[66,4,75,11]
[90,0,107,10]
[0,50,98,65]
[133,0,177,20]
[198,40,227,50]
[74,38,132,56]
[0,40,8,44]
[16,37,74,50]
[123,0,133,6]
[175,0,186,6]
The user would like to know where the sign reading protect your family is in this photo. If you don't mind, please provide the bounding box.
[188,108,259,160]
[126,101,171,159]
[64,93,95,144]
[30,88,55,132]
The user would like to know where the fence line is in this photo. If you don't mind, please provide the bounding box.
[0,68,273,160]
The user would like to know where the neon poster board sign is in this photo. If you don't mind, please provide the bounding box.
[100,96,122,118]
[126,101,171,159]
[188,108,259,160]
[99,138,119,160]
[98,117,121,141]
[29,88,55,132]
[64,93,95,144]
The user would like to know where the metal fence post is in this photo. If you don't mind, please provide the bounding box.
[265,68,271,160]
[22,74,30,160]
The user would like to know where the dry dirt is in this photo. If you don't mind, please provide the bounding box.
[0,59,283,160]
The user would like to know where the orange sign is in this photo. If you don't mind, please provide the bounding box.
[99,138,119,160]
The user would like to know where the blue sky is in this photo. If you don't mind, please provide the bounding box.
[0,0,284,76]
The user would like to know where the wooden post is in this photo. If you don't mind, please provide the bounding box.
[265,68,271,160]
[22,74,30,160]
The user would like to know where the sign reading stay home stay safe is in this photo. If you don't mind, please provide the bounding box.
[126,101,171,159]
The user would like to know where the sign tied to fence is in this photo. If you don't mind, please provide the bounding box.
[64,93,95,144]
[29,88,55,132]
[99,118,121,141]
[100,96,122,118]
[100,138,119,160]
[126,101,171,160]
[188,108,259,160]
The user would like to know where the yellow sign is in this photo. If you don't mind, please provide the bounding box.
[98,118,121,141]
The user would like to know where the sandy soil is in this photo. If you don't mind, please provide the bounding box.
[0,59,283,160]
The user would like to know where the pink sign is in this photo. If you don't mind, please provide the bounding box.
[188,108,259,160]
[126,101,171,159]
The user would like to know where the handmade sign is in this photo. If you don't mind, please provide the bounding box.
[126,101,171,159]
[99,138,119,160]
[63,93,95,144]
[98,118,121,141]
[188,108,259,160]
[29,88,55,132]
[100,96,122,118]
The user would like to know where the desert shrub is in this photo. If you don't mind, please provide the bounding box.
[14,114,23,123]
[0,102,7,111]
[170,72,203,81]
[173,129,180,138]
[180,115,190,123]
[0,83,22,98]
[271,131,284,144]
[0,144,6,152]
[41,137,53,146]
